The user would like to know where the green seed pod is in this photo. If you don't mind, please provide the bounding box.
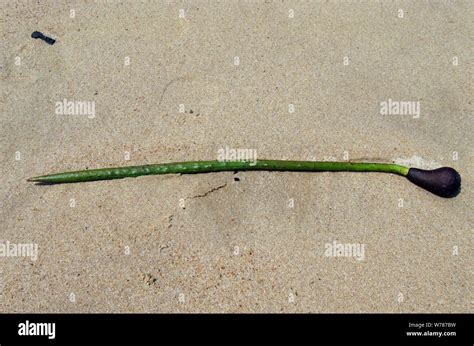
[28,160,461,198]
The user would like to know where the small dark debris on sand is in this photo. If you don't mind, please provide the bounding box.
[31,31,56,45]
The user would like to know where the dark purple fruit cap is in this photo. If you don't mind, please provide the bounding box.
[407,167,461,198]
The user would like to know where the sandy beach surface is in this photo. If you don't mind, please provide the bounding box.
[0,0,472,312]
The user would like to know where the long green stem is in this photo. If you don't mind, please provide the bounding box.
[28,160,409,184]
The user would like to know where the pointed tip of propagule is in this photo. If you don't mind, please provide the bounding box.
[27,176,47,183]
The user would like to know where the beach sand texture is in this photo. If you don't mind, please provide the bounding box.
[0,0,472,312]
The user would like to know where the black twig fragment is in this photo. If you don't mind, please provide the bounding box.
[31,31,56,45]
